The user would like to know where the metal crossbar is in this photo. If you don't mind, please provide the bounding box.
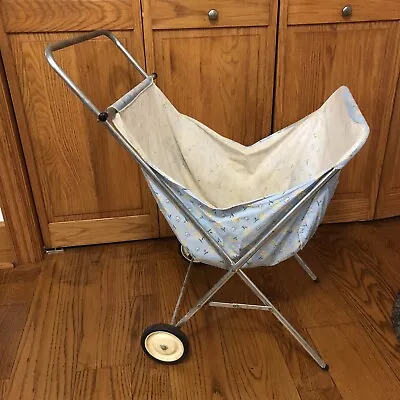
[171,258,328,369]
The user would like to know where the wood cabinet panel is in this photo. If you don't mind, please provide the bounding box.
[150,0,270,29]
[152,27,275,146]
[0,48,43,263]
[288,0,400,26]
[8,31,159,247]
[1,0,134,33]
[375,77,400,219]
[275,21,400,222]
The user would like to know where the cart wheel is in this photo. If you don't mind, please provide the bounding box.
[180,245,200,263]
[141,323,189,364]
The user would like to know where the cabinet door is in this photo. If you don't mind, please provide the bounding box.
[375,77,400,219]
[1,1,159,248]
[142,0,278,234]
[274,17,400,222]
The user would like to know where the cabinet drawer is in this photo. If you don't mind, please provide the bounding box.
[288,0,400,26]
[150,0,271,29]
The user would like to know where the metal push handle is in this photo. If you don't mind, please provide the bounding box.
[45,30,150,121]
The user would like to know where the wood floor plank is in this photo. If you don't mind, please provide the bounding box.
[276,256,355,328]
[215,307,301,400]
[6,254,87,400]
[0,263,41,306]
[77,245,138,370]
[308,322,400,400]
[350,222,400,291]
[203,267,302,399]
[298,387,343,400]
[0,380,9,400]
[247,267,340,395]
[0,270,10,305]
[309,228,400,379]
[1,219,400,398]
[73,366,132,400]
[0,304,30,380]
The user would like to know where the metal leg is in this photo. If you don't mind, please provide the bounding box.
[237,270,328,369]
[170,260,193,325]
[172,260,328,368]
[294,254,318,282]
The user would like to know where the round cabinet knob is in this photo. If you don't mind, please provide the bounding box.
[208,9,219,21]
[342,5,352,17]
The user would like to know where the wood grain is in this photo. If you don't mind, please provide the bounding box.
[0,55,43,263]
[0,380,8,400]
[1,219,400,398]
[8,31,159,248]
[0,222,15,264]
[309,224,400,380]
[298,387,343,400]
[274,19,400,222]
[288,0,400,26]
[76,245,146,371]
[309,322,400,400]
[49,214,159,247]
[73,366,133,400]
[0,263,41,306]
[1,0,135,33]
[375,75,400,219]
[149,0,271,29]
[275,257,355,329]
[151,26,276,146]
[6,255,85,399]
[0,304,30,380]
[246,267,340,396]
[0,16,51,247]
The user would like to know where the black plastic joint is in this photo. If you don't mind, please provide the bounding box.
[151,72,158,80]
[98,112,108,122]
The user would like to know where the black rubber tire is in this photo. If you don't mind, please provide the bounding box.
[141,323,189,365]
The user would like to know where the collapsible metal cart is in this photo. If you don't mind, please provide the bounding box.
[45,30,369,368]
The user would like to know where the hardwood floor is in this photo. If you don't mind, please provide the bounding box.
[0,219,400,399]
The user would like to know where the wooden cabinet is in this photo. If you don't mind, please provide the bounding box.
[375,77,400,219]
[142,0,278,146]
[0,0,400,249]
[0,1,159,248]
[275,0,400,222]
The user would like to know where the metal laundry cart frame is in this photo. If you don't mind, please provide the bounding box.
[45,30,338,369]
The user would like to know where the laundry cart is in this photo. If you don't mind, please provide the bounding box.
[45,30,369,368]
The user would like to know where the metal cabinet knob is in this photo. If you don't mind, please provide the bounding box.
[208,9,218,21]
[342,5,352,17]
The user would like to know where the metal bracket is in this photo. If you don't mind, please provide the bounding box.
[45,247,64,254]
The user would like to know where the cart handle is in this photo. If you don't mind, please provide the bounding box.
[45,30,150,121]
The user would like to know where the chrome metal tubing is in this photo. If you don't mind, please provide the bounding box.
[45,30,148,117]
[170,260,193,325]
[209,302,272,311]
[175,168,339,328]
[237,270,327,369]
[294,254,318,281]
